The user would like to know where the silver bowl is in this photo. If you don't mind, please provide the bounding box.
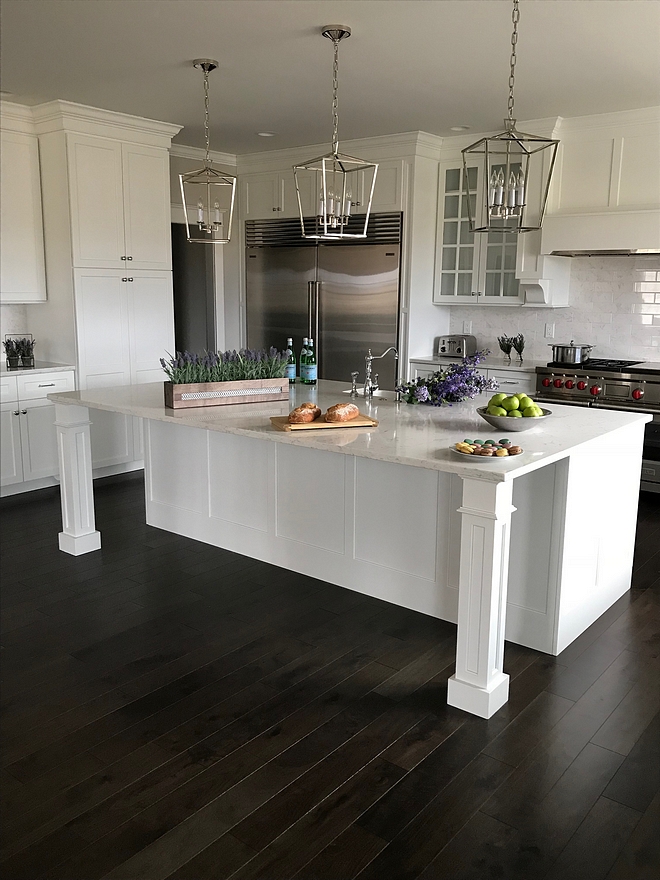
[476,405,552,432]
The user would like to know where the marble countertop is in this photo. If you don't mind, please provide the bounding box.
[48,379,651,484]
[1,361,75,376]
[408,356,545,373]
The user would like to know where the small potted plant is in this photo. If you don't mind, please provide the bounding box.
[3,338,20,369]
[497,335,514,365]
[396,351,498,406]
[17,336,36,368]
[511,333,525,364]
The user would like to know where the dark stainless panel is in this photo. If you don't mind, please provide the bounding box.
[317,245,400,388]
[246,247,316,352]
[245,213,402,247]
[171,223,216,353]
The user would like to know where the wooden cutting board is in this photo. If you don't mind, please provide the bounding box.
[270,413,378,431]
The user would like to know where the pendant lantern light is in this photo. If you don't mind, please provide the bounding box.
[179,59,236,244]
[293,26,378,240]
[461,0,559,233]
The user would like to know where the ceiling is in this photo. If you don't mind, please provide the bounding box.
[2,0,659,154]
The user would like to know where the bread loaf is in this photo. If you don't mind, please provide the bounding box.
[288,403,321,424]
[324,402,360,423]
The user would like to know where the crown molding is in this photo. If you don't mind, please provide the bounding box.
[555,105,660,134]
[170,143,237,167]
[0,101,36,134]
[31,100,182,148]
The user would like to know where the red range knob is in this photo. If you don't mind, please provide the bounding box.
[565,379,575,389]
[632,388,644,400]
[590,385,602,396]
[542,377,552,387]
[553,378,564,388]
[577,381,587,390]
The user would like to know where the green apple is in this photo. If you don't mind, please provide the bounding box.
[508,410,523,417]
[518,396,533,410]
[522,405,538,418]
[487,405,507,417]
[501,396,519,411]
[490,393,507,405]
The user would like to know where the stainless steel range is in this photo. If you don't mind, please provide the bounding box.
[535,359,660,493]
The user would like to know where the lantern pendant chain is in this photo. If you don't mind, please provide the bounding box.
[203,67,211,169]
[331,37,340,156]
[507,0,520,126]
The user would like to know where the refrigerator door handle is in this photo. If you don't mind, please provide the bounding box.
[307,280,315,341]
[314,281,320,370]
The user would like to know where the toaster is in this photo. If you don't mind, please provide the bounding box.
[433,335,477,359]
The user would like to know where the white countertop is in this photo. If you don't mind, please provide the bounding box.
[1,360,75,376]
[409,356,545,373]
[49,379,651,484]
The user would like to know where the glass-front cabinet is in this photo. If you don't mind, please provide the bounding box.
[433,163,523,305]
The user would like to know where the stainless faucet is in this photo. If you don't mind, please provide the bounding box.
[364,347,399,397]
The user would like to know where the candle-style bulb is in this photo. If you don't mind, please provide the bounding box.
[507,171,517,208]
[213,202,221,225]
[488,170,499,207]
[197,200,204,226]
[515,170,526,206]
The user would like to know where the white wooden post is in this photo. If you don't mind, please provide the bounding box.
[54,403,101,555]
[447,477,516,718]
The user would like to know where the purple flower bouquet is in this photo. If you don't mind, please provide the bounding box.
[397,351,498,406]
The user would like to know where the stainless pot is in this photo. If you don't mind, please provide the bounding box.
[548,340,594,364]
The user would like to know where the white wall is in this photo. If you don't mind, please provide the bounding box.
[447,256,660,363]
[0,304,28,338]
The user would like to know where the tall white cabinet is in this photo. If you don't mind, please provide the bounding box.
[28,101,181,473]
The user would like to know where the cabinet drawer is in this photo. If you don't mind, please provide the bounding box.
[1,375,19,404]
[488,370,535,394]
[18,371,75,401]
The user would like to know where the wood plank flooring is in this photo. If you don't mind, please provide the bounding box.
[1,473,659,880]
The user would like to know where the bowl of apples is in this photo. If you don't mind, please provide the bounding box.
[477,392,551,432]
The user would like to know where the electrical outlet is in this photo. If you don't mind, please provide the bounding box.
[463,321,472,335]
[544,323,555,339]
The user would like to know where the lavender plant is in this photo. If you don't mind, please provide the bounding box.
[161,348,289,384]
[396,351,498,406]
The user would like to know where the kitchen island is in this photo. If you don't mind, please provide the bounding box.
[49,380,649,718]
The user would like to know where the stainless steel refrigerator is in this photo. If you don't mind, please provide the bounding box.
[246,214,402,390]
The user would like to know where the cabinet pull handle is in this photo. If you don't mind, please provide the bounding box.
[38,383,55,387]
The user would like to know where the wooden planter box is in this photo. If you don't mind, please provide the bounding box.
[164,377,290,409]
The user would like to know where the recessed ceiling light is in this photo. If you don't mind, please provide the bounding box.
[450,125,471,132]
[257,131,276,137]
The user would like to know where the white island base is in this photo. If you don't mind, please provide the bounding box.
[51,382,649,718]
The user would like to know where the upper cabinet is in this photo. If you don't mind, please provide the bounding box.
[240,159,405,221]
[68,135,172,270]
[0,105,47,303]
[433,163,523,306]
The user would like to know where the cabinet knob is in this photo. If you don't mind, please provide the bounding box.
[21,409,27,415]
[13,410,19,416]
[127,256,132,261]
[127,277,133,282]
[122,277,128,282]
[121,255,127,260]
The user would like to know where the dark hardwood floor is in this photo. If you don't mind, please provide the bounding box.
[1,473,659,880]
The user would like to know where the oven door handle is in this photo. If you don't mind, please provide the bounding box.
[592,402,660,417]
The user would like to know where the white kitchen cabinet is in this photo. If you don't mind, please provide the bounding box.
[487,369,536,396]
[351,159,405,214]
[74,268,174,467]
[433,163,523,306]
[68,134,172,270]
[0,122,47,303]
[241,169,316,219]
[1,369,75,494]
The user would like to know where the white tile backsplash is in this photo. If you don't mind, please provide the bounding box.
[0,304,28,339]
[448,256,660,363]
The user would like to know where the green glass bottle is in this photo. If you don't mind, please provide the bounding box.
[300,337,309,384]
[285,337,296,384]
[302,337,317,386]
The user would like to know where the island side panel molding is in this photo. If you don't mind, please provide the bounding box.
[54,403,101,555]
[448,478,516,719]
[554,421,645,653]
[209,432,269,532]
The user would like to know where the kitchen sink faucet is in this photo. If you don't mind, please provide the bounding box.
[364,347,399,397]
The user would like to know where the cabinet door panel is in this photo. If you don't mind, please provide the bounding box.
[241,174,280,218]
[19,400,59,481]
[1,404,23,486]
[282,169,316,218]
[74,270,131,389]
[122,144,172,269]
[0,131,47,302]
[68,135,125,268]
[370,159,404,212]
[128,272,175,384]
